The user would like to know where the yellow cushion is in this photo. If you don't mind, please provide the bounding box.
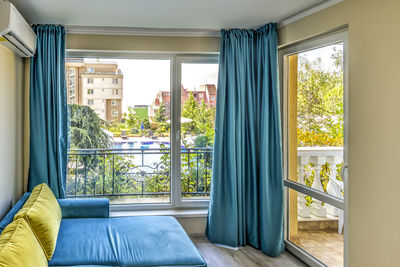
[14,183,61,260]
[0,218,48,267]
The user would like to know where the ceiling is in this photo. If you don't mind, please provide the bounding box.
[10,0,326,30]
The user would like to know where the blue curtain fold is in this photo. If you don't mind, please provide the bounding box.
[28,25,67,198]
[206,23,284,256]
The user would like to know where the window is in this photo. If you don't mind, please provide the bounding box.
[280,32,348,267]
[87,78,94,84]
[210,96,215,100]
[179,60,219,201]
[87,89,94,95]
[111,109,119,116]
[87,67,94,73]
[65,56,218,208]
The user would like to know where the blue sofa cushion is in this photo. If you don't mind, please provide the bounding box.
[0,192,31,234]
[57,198,109,218]
[49,216,206,266]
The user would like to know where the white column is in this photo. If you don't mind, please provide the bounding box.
[310,156,327,217]
[326,156,343,217]
[297,156,310,218]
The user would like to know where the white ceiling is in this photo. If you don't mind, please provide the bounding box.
[10,0,325,30]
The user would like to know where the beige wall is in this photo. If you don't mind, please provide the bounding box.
[0,44,25,219]
[67,34,220,53]
[278,0,400,266]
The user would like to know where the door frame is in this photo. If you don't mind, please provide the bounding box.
[278,28,349,267]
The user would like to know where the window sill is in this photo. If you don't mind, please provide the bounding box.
[110,208,208,218]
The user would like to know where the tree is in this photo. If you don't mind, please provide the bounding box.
[181,93,197,134]
[154,102,169,135]
[125,107,140,133]
[154,102,167,123]
[142,118,151,129]
[297,46,344,147]
[69,104,110,149]
[181,93,216,147]
[193,100,216,147]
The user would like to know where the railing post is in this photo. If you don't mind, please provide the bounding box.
[298,155,311,218]
[326,155,343,217]
[310,156,327,217]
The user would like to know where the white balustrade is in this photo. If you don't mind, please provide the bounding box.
[297,156,311,218]
[297,147,343,219]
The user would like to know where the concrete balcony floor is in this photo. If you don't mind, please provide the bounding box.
[291,229,343,267]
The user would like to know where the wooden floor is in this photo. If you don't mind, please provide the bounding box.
[192,237,306,267]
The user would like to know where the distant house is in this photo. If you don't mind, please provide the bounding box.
[149,84,217,119]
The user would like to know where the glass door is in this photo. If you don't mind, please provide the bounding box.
[280,31,348,267]
[175,56,219,207]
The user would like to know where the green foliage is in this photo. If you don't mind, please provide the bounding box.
[154,102,167,123]
[182,93,197,134]
[181,150,212,196]
[69,104,111,149]
[125,107,140,133]
[297,46,344,147]
[153,102,169,135]
[142,118,151,129]
[182,93,216,147]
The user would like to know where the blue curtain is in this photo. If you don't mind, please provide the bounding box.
[28,25,67,198]
[206,23,284,257]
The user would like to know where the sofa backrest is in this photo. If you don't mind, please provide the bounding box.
[0,192,31,234]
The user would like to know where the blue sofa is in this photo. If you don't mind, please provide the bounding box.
[0,193,207,267]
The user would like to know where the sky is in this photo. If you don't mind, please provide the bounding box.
[85,44,340,113]
[299,43,343,71]
[87,59,218,113]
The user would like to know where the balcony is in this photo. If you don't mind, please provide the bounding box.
[290,146,344,267]
[66,147,212,204]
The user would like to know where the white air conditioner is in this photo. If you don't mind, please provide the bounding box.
[0,1,36,57]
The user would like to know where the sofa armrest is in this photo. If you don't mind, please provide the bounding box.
[57,198,109,218]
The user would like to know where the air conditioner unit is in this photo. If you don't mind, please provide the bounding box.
[0,1,36,57]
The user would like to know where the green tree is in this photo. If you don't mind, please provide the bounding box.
[154,102,167,123]
[181,93,197,134]
[69,104,111,149]
[297,46,344,147]
[193,100,216,147]
[154,102,169,134]
[125,107,140,133]
[142,118,151,129]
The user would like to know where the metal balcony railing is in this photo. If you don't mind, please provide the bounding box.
[66,148,212,199]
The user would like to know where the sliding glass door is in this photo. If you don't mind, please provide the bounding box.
[280,31,348,267]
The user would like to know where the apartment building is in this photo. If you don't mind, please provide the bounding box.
[65,59,123,121]
[150,84,216,119]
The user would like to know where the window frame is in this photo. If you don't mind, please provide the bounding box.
[279,29,349,267]
[111,109,119,117]
[66,50,219,211]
